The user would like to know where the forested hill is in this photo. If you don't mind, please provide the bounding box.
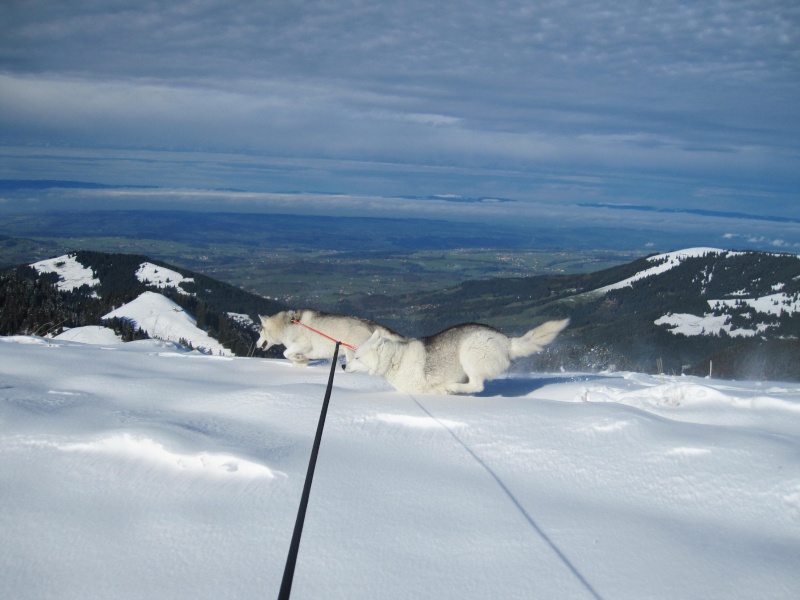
[346,248,800,381]
[0,251,287,357]
[2,248,799,380]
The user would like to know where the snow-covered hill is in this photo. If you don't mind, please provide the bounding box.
[592,247,800,338]
[102,291,232,355]
[594,247,727,293]
[1,333,798,599]
[18,251,287,357]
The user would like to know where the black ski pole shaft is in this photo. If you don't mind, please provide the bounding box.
[278,341,341,600]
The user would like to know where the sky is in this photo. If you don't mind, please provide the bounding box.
[0,1,798,245]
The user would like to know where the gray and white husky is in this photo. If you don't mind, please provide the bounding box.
[257,309,402,367]
[344,319,569,394]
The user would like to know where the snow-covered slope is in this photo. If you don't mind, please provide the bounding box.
[1,334,798,599]
[32,254,100,291]
[102,291,231,355]
[595,247,726,293]
[53,325,123,345]
[588,247,800,339]
[136,261,194,295]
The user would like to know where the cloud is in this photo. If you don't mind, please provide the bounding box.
[0,0,797,213]
[722,232,800,249]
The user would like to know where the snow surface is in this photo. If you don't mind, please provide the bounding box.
[31,254,100,291]
[653,312,768,338]
[1,333,799,599]
[595,247,725,293]
[136,262,194,295]
[712,292,800,317]
[102,291,231,356]
[31,255,194,297]
[53,325,123,345]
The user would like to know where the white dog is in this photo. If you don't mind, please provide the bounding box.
[344,319,569,394]
[257,309,402,367]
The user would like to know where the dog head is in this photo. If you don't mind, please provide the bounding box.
[256,311,292,351]
[344,329,387,375]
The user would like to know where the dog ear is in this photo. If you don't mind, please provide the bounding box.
[367,330,386,346]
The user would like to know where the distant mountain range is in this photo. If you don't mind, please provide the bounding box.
[2,248,799,381]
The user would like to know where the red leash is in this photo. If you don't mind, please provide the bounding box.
[291,319,358,351]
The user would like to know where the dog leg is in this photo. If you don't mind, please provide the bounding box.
[449,340,509,394]
[284,342,311,367]
[444,379,486,395]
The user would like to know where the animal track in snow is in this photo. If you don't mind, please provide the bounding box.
[56,433,282,478]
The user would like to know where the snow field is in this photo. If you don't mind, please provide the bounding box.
[1,334,799,599]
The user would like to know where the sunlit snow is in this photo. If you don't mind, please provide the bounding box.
[1,332,798,599]
[595,247,724,293]
[654,312,766,337]
[136,262,194,295]
[31,254,100,291]
[102,291,231,355]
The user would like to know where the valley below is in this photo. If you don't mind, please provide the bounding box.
[0,209,647,306]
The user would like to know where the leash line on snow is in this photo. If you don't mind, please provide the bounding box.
[278,341,342,600]
[409,394,604,600]
[291,319,358,351]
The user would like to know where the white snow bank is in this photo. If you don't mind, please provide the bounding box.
[53,325,123,345]
[1,337,798,600]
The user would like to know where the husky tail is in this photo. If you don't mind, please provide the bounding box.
[509,318,570,359]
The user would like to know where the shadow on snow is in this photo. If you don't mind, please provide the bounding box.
[475,374,616,398]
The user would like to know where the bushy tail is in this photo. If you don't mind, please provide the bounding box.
[509,318,570,359]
